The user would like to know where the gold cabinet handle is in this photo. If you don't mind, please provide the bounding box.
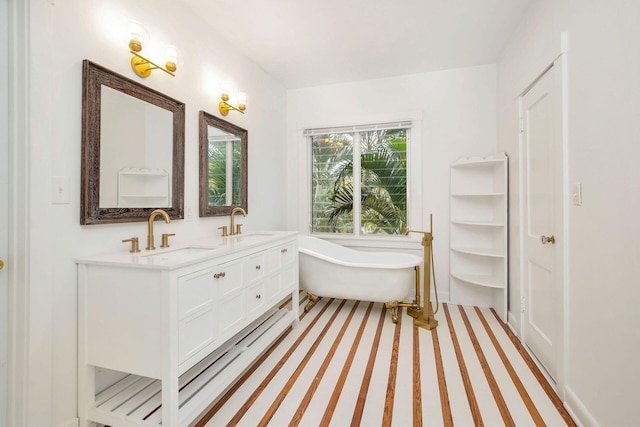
[281,248,288,254]
[213,272,226,279]
[0,259,4,270]
[255,294,261,300]
[540,235,556,245]
[255,265,261,270]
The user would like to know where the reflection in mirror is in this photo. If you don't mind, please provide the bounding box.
[81,60,185,224]
[100,86,173,208]
[199,111,247,217]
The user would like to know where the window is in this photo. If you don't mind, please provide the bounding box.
[307,122,410,236]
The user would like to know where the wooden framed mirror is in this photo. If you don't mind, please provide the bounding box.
[81,60,185,225]
[199,111,248,217]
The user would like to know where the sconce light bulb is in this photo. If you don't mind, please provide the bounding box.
[165,46,178,72]
[128,23,145,52]
[238,92,247,109]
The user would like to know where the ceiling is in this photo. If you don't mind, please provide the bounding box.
[182,0,534,89]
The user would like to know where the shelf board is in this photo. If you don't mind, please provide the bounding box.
[451,220,505,227]
[451,192,504,197]
[451,246,505,258]
[451,153,507,168]
[88,308,294,427]
[451,273,504,289]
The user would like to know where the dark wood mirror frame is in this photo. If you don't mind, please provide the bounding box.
[81,60,185,225]
[199,111,248,217]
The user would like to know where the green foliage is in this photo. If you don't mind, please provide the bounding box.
[312,129,408,235]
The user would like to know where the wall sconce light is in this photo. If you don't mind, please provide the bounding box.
[219,87,247,116]
[128,23,178,78]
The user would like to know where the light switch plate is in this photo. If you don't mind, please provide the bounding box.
[52,176,70,204]
[572,183,582,206]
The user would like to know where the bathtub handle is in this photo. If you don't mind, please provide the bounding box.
[281,248,288,254]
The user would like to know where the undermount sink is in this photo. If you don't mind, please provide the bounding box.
[140,246,217,261]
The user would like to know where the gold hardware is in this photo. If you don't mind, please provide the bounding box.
[146,209,170,250]
[384,301,399,323]
[229,207,247,235]
[0,259,4,270]
[540,235,556,245]
[236,223,243,235]
[404,214,439,330]
[304,293,319,312]
[161,233,175,248]
[128,23,177,78]
[218,226,228,237]
[255,265,261,270]
[213,272,226,279]
[281,248,288,254]
[122,237,141,253]
[255,294,261,300]
[219,91,247,116]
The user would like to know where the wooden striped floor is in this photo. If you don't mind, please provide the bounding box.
[195,296,576,426]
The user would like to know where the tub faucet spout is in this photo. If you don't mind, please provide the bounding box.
[230,207,247,235]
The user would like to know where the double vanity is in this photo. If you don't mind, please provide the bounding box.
[77,231,299,427]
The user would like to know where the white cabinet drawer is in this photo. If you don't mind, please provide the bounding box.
[214,259,244,297]
[178,268,215,320]
[246,281,266,315]
[265,242,296,273]
[245,253,266,283]
[179,308,217,364]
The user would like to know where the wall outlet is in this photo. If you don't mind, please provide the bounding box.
[52,176,70,204]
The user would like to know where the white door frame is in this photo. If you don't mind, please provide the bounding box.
[518,51,569,399]
[7,0,31,425]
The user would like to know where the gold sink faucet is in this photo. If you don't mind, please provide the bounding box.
[229,207,247,235]
[147,209,170,250]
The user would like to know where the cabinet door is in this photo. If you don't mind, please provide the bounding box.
[216,259,245,334]
[178,268,219,365]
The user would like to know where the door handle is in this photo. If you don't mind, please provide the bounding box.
[0,259,3,270]
[540,235,556,245]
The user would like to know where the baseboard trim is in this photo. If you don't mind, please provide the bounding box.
[507,309,520,337]
[565,387,599,427]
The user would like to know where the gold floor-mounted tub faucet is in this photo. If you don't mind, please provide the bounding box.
[147,209,171,250]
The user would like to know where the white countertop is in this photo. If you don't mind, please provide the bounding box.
[76,231,297,270]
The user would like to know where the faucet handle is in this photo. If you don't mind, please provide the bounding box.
[235,223,243,235]
[161,233,175,248]
[122,237,141,253]
[218,225,228,237]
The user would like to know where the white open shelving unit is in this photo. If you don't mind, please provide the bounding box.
[117,168,170,208]
[450,153,508,321]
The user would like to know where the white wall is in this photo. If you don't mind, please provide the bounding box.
[497,0,640,425]
[286,65,498,304]
[25,0,287,425]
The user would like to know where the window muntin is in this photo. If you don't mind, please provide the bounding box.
[310,125,408,236]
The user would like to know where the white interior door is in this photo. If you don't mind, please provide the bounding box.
[0,0,9,420]
[521,60,564,383]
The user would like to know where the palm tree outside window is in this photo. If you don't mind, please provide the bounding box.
[309,123,409,236]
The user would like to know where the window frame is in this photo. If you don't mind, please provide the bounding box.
[306,121,415,240]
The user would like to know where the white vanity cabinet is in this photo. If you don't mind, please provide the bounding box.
[77,232,299,427]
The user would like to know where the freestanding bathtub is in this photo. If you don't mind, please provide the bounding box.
[298,235,423,322]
